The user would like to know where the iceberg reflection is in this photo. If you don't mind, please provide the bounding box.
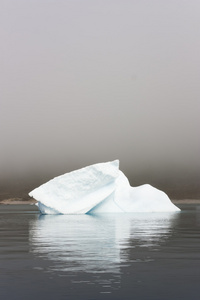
[30,212,179,274]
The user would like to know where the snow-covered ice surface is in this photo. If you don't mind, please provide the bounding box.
[29,160,180,214]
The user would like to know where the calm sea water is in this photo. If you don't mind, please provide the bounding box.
[0,204,200,300]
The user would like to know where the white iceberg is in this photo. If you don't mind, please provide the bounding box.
[29,160,180,214]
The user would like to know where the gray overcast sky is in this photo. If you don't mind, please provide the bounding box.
[1,0,200,182]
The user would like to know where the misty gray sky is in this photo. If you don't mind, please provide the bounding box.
[1,0,200,181]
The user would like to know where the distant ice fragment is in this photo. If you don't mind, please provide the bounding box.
[29,160,180,214]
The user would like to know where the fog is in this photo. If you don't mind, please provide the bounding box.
[1,1,200,196]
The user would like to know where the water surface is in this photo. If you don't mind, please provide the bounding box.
[0,204,200,299]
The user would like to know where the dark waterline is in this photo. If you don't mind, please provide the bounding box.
[0,204,200,300]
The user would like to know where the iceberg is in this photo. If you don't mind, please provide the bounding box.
[29,160,180,214]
